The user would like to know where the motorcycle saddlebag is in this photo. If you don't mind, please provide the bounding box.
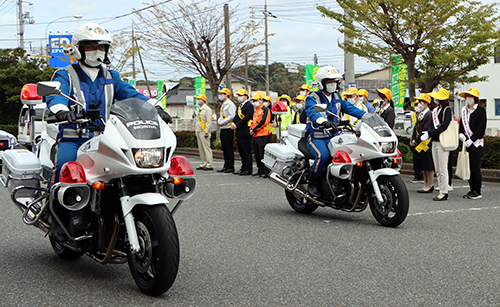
[263,143,295,176]
[1,149,41,196]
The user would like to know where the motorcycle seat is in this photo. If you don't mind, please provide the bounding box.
[298,137,316,160]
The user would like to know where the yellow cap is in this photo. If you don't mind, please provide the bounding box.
[341,91,347,99]
[412,93,431,106]
[345,87,358,95]
[218,88,231,96]
[298,84,311,91]
[251,93,263,101]
[371,99,378,105]
[459,87,479,98]
[293,95,306,102]
[236,89,249,96]
[264,96,272,102]
[195,94,207,102]
[277,94,291,104]
[376,88,393,101]
[358,89,368,97]
[429,88,449,100]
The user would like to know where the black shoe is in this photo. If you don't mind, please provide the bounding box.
[467,192,482,200]
[433,194,448,201]
[217,168,227,172]
[203,167,214,171]
[224,168,235,173]
[463,191,474,199]
[239,171,251,176]
[417,186,434,193]
[307,171,322,200]
[233,169,242,175]
[196,166,205,170]
[263,172,270,178]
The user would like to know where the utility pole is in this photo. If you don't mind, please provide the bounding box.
[343,9,355,90]
[224,4,232,93]
[264,0,269,95]
[245,55,248,90]
[18,0,24,50]
[132,23,136,81]
[314,54,318,65]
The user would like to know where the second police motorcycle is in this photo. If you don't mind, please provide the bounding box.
[1,81,195,296]
[263,80,409,227]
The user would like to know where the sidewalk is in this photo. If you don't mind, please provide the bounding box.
[173,147,500,183]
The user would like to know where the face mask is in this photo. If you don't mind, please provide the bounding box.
[263,102,270,107]
[252,101,261,108]
[465,97,475,106]
[84,50,106,67]
[218,95,225,101]
[347,97,356,104]
[300,90,307,96]
[414,104,424,113]
[325,83,337,94]
[197,100,204,105]
[434,98,439,105]
[237,96,245,103]
[296,103,304,110]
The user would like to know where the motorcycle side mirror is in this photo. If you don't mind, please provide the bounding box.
[314,103,327,113]
[163,83,180,96]
[37,81,62,96]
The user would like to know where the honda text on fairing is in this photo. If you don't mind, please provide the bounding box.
[1,82,195,296]
[263,104,409,227]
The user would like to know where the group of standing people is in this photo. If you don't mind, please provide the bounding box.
[411,87,486,201]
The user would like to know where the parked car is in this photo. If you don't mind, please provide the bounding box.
[17,103,46,148]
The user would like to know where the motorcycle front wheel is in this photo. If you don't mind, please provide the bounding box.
[369,175,409,227]
[285,189,318,214]
[127,204,179,296]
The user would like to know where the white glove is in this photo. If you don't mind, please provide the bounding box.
[459,133,466,141]
[465,139,473,148]
[420,131,429,141]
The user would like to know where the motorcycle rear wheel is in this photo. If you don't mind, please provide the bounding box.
[127,204,179,296]
[49,236,85,259]
[285,189,318,214]
[369,175,409,227]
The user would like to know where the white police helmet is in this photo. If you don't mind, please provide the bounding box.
[64,23,112,64]
[315,65,342,91]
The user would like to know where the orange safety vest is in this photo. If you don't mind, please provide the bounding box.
[250,105,271,137]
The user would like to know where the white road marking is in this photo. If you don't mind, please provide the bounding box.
[409,206,500,217]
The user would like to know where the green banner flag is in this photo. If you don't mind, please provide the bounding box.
[128,79,136,88]
[157,80,166,109]
[305,64,320,92]
[390,55,407,108]
[194,76,206,111]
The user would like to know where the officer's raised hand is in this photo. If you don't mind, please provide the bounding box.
[56,110,76,123]
[155,105,173,124]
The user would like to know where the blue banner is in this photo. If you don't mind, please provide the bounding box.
[49,34,74,68]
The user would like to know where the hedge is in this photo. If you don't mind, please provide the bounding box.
[0,124,18,136]
[174,131,500,170]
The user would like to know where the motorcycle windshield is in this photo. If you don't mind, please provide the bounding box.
[110,98,161,140]
[362,113,392,137]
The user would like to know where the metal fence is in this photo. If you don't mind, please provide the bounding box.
[169,119,218,132]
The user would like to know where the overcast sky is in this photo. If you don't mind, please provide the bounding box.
[0,0,497,82]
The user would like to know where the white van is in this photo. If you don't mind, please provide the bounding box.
[17,103,46,146]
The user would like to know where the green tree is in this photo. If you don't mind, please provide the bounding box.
[0,48,56,124]
[318,0,500,100]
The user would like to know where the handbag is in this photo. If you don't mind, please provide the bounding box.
[455,142,470,181]
[439,107,459,151]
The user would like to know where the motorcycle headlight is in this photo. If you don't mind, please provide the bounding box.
[133,148,164,168]
[379,142,396,154]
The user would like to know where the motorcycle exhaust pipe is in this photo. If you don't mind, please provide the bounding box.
[269,172,327,207]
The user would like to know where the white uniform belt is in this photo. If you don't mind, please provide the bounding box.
[62,129,90,139]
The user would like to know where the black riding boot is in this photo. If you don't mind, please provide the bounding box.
[308,171,322,200]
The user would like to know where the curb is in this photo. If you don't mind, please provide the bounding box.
[174,147,500,183]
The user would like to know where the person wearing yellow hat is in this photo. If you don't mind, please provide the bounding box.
[298,84,311,97]
[376,88,395,129]
[420,87,452,201]
[358,89,375,113]
[411,93,434,192]
[458,87,486,199]
[342,87,367,130]
[292,95,307,124]
[231,88,254,175]
[217,87,236,173]
[250,94,271,177]
[194,94,214,171]
[276,94,293,130]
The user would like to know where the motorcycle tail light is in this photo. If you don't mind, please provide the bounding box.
[172,176,184,185]
[60,162,87,183]
[168,156,194,176]
[92,180,105,190]
[332,150,352,163]
[20,83,43,104]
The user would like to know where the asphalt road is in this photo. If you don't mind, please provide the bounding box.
[1,157,500,306]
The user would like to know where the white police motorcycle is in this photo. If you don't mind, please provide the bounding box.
[0,82,195,295]
[263,104,409,227]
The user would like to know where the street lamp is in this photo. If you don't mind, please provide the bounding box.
[45,15,83,55]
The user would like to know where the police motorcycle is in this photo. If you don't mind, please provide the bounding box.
[263,103,409,227]
[0,82,195,296]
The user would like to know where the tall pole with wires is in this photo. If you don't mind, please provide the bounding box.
[264,0,269,95]
[224,4,232,93]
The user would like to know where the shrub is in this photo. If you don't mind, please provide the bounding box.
[0,124,18,136]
